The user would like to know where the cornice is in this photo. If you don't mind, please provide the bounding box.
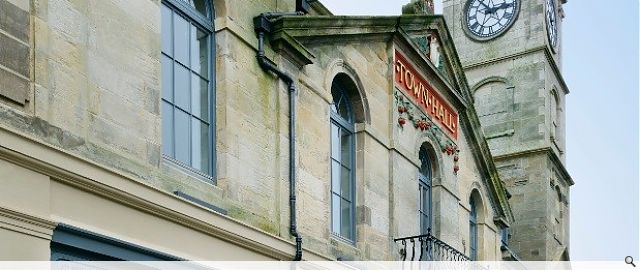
[0,126,331,261]
[306,0,333,16]
[462,46,570,95]
[0,206,57,240]
[493,147,574,186]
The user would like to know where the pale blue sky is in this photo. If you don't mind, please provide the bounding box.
[319,0,640,261]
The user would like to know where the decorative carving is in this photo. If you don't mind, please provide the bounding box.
[395,90,460,174]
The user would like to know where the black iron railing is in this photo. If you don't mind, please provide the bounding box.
[394,229,470,261]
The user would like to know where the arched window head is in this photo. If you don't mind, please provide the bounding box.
[331,79,354,123]
[330,72,368,124]
[330,75,357,242]
[419,145,433,179]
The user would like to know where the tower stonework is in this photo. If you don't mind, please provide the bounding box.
[443,0,573,261]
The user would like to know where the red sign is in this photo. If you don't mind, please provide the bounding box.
[394,50,458,139]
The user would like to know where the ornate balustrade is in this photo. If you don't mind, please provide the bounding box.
[394,229,470,261]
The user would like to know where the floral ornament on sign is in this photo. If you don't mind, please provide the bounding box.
[394,90,461,175]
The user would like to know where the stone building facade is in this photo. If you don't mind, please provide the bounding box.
[443,0,573,260]
[0,0,570,262]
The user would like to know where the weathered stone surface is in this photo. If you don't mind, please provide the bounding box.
[0,0,573,262]
[0,67,28,104]
[445,0,572,260]
[0,0,29,42]
[0,33,29,77]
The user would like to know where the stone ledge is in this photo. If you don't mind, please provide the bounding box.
[0,124,332,261]
[0,206,56,240]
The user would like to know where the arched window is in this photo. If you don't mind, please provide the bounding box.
[161,0,215,179]
[469,198,478,260]
[555,185,563,241]
[418,145,433,235]
[551,90,561,141]
[330,77,355,241]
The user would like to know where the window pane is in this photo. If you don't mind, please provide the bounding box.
[174,64,190,111]
[161,5,173,56]
[419,185,424,211]
[340,130,351,168]
[331,123,340,161]
[421,213,429,234]
[341,198,352,239]
[161,55,173,102]
[332,194,340,234]
[175,109,190,164]
[173,14,190,65]
[332,84,352,122]
[193,0,208,17]
[423,187,430,214]
[331,160,340,193]
[191,119,210,174]
[191,26,209,77]
[191,117,201,170]
[338,97,351,122]
[340,165,351,198]
[180,0,208,17]
[191,73,208,121]
[162,101,174,157]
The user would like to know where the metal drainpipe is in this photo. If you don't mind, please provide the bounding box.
[254,12,304,261]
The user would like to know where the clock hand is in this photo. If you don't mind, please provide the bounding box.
[497,2,513,9]
[478,0,490,14]
[478,0,490,9]
[481,11,491,24]
[488,2,513,13]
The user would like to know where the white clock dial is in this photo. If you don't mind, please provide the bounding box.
[464,0,519,40]
[545,0,559,52]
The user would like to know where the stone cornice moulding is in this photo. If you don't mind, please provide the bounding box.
[0,206,57,240]
[0,126,331,261]
[493,147,574,186]
[462,46,570,95]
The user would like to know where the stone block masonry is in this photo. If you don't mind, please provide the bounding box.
[0,0,30,106]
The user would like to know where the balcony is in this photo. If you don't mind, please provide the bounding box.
[394,229,470,261]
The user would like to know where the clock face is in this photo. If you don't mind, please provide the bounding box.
[464,0,519,40]
[545,0,559,52]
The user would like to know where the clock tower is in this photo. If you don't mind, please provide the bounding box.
[443,0,573,261]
